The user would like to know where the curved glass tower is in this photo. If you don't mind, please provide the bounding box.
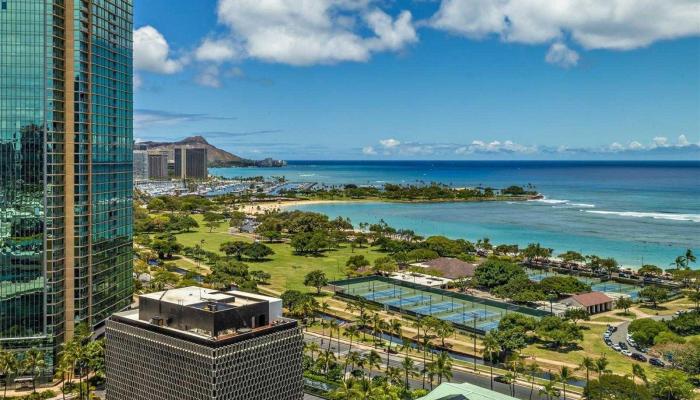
[0,0,133,370]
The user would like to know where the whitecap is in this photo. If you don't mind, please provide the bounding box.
[585,210,700,223]
[530,197,569,205]
[570,203,595,208]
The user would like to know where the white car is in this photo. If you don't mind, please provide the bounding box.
[612,344,622,352]
[621,350,633,357]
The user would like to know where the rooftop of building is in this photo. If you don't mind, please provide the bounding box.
[140,286,261,308]
[418,382,518,400]
[565,291,613,307]
[111,287,295,347]
[416,257,478,279]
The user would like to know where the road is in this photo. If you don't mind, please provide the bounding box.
[607,315,669,363]
[304,333,566,400]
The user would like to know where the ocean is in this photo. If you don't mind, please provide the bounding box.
[210,161,700,268]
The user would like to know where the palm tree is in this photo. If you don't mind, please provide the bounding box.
[578,356,595,386]
[333,378,355,400]
[305,341,320,364]
[345,351,363,377]
[366,350,382,381]
[525,362,541,400]
[343,325,360,355]
[385,366,403,387]
[399,339,413,357]
[482,332,501,390]
[632,363,647,385]
[0,349,18,400]
[370,313,383,348]
[430,352,453,385]
[328,319,340,352]
[594,355,609,378]
[318,350,336,374]
[539,380,559,400]
[559,366,572,400]
[400,356,418,389]
[436,320,455,349]
[22,349,46,393]
[357,312,371,341]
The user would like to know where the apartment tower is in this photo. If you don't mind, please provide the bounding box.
[106,287,304,400]
[0,0,134,370]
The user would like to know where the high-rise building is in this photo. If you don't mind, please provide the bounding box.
[106,287,304,400]
[133,150,149,181]
[174,146,208,179]
[147,151,169,180]
[0,0,134,371]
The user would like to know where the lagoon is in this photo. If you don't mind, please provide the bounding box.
[212,161,700,267]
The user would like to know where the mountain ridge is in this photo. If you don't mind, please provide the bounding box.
[138,136,285,167]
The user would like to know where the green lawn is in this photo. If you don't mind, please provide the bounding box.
[171,214,384,293]
[522,322,658,378]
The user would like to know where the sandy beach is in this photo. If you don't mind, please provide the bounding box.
[240,199,363,215]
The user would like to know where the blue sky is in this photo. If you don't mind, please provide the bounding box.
[133,0,700,160]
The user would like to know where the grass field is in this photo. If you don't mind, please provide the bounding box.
[171,214,384,293]
[522,322,658,378]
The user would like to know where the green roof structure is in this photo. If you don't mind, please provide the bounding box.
[418,382,519,400]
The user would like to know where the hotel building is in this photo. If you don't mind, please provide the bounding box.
[174,146,208,180]
[106,287,304,400]
[0,0,134,370]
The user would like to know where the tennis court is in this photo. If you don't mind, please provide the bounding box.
[526,268,642,300]
[335,276,547,333]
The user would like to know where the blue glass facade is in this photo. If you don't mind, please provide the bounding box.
[0,0,133,368]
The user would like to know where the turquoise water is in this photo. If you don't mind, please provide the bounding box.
[212,161,700,268]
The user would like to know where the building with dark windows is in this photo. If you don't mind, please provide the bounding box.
[0,0,133,374]
[174,146,208,179]
[133,150,148,181]
[147,150,169,179]
[106,287,304,400]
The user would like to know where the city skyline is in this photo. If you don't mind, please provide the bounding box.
[133,0,700,160]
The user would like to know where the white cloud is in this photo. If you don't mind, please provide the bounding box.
[133,74,143,90]
[362,135,699,158]
[379,138,401,148]
[195,38,238,62]
[628,141,643,150]
[134,26,184,74]
[362,146,378,155]
[652,136,669,147]
[215,0,418,66]
[196,65,222,88]
[430,0,700,58]
[545,42,579,68]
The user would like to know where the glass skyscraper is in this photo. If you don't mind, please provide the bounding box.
[0,0,133,370]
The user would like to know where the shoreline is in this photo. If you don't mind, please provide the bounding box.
[240,195,538,215]
[238,198,687,270]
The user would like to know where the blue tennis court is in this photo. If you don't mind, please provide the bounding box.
[477,320,500,332]
[440,309,499,323]
[362,288,405,301]
[385,294,431,307]
[337,277,546,335]
[411,301,455,315]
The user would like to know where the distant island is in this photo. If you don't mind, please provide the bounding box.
[138,135,286,168]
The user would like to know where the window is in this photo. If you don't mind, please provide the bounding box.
[1,2,6,10]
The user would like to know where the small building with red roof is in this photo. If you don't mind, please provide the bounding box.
[561,291,614,314]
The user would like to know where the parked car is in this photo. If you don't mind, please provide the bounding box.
[631,353,647,362]
[619,342,628,350]
[649,358,665,367]
[494,376,511,384]
[621,350,633,357]
[612,344,622,352]
[605,339,613,346]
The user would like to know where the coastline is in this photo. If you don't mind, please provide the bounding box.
[239,195,537,215]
